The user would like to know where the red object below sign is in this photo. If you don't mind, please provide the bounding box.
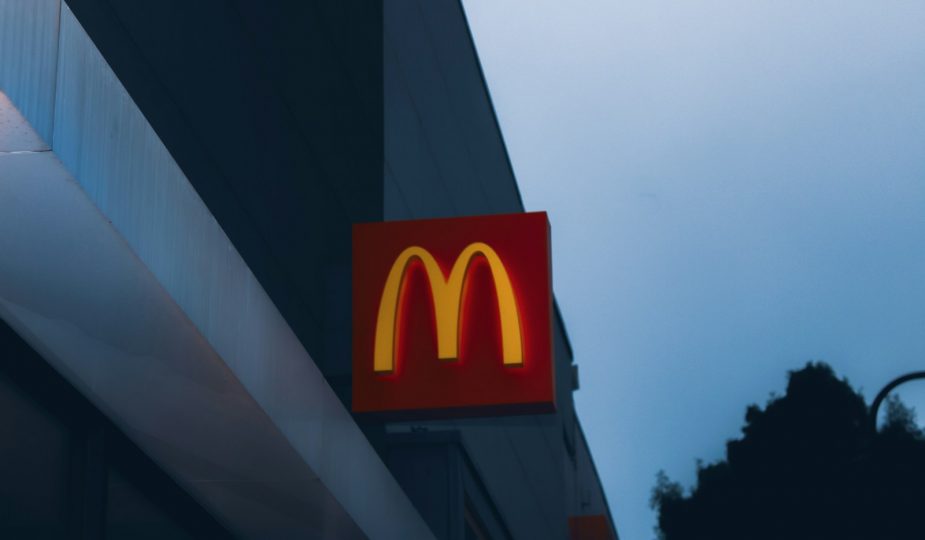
[352,212,555,418]
[568,515,616,540]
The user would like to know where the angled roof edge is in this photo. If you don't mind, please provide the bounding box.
[454,0,577,364]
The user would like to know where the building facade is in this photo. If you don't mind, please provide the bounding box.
[0,1,617,538]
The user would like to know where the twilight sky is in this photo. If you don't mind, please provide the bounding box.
[462,2,925,539]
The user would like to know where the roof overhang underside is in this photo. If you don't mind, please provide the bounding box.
[0,2,433,538]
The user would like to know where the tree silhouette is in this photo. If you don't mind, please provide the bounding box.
[651,362,925,540]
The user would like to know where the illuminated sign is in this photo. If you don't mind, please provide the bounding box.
[352,212,555,417]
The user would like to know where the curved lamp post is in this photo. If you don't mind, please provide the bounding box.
[869,371,925,433]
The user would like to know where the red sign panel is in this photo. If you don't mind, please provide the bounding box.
[352,212,555,417]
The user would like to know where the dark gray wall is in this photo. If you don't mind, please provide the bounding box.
[384,0,525,219]
[62,0,383,401]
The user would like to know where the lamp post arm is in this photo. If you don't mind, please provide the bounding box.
[869,371,925,433]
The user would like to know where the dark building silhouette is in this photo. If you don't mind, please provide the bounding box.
[0,1,616,538]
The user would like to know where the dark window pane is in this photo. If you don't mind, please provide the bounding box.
[0,368,71,538]
[104,466,196,540]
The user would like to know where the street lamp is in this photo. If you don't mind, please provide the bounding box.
[869,371,925,433]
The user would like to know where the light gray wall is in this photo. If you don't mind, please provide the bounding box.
[0,0,58,143]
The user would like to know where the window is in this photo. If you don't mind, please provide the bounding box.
[0,322,229,539]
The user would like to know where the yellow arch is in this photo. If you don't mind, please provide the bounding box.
[373,242,523,373]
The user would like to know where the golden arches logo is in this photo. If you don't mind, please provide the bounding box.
[374,242,524,374]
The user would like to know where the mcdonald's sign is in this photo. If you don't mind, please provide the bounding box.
[352,212,555,417]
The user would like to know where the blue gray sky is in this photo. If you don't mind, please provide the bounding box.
[462,2,925,539]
